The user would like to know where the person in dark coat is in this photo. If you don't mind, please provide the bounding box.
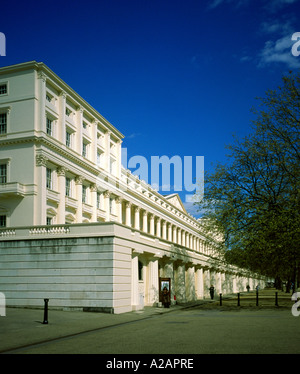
[162,287,170,308]
[209,285,215,300]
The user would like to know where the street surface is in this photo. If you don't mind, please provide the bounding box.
[1,304,299,354]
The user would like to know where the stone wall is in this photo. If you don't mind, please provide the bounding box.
[0,236,116,313]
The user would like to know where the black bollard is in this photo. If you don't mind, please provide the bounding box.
[275,291,278,307]
[256,290,259,306]
[43,298,49,324]
[219,293,222,306]
[237,292,240,306]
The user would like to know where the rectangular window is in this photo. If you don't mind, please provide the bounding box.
[0,84,7,95]
[82,142,87,158]
[65,177,71,197]
[97,151,102,166]
[0,164,7,184]
[66,131,71,147]
[46,168,52,189]
[46,118,52,136]
[109,198,113,214]
[0,113,7,134]
[46,217,52,226]
[82,185,87,203]
[97,192,101,209]
[0,215,6,227]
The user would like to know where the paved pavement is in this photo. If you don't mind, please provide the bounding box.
[1,291,299,354]
[0,301,204,353]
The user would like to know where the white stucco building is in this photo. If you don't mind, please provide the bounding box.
[0,61,265,313]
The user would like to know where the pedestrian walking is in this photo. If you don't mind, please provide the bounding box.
[246,285,250,292]
[162,286,170,308]
[209,285,215,300]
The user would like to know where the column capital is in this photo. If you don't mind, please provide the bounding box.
[77,105,84,114]
[37,71,47,82]
[90,183,97,192]
[115,196,122,204]
[57,166,68,176]
[75,175,84,185]
[59,90,67,99]
[103,190,111,198]
[36,154,47,167]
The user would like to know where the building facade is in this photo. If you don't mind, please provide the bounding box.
[0,61,265,313]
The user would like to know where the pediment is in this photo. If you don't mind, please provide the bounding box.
[164,193,187,214]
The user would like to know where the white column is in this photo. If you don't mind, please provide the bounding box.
[162,220,167,240]
[37,72,46,132]
[147,258,159,305]
[142,211,148,233]
[103,190,110,222]
[76,106,83,155]
[131,254,139,309]
[134,207,140,230]
[75,175,84,223]
[186,233,189,248]
[175,263,186,303]
[59,91,67,144]
[125,202,131,227]
[57,166,67,224]
[92,120,98,165]
[173,225,177,244]
[105,130,111,172]
[177,228,181,245]
[116,140,122,179]
[182,230,186,247]
[35,154,47,225]
[156,217,161,238]
[149,214,155,235]
[186,265,196,301]
[91,184,97,222]
[203,268,211,297]
[200,240,203,253]
[168,223,172,242]
[114,197,122,224]
[195,267,204,299]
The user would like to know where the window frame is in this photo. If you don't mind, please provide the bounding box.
[0,112,7,135]
[46,167,52,189]
[46,117,53,136]
[65,177,71,197]
[82,184,87,203]
[0,163,7,184]
[0,82,8,96]
[0,215,6,227]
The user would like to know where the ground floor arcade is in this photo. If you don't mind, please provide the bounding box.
[0,222,265,314]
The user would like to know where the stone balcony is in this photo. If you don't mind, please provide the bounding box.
[0,182,26,197]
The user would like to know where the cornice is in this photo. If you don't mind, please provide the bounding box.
[36,62,124,140]
[0,61,124,140]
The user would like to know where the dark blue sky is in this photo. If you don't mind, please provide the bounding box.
[1,0,300,216]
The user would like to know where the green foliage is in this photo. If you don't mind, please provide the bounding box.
[195,72,300,280]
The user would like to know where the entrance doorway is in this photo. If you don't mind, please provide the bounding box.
[159,277,171,302]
